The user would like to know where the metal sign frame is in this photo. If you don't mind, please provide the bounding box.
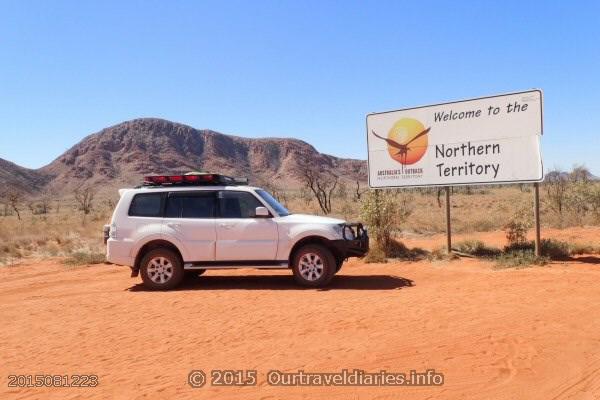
[366,89,544,256]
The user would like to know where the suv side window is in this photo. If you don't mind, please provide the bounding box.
[129,193,164,217]
[218,191,263,218]
[165,192,216,218]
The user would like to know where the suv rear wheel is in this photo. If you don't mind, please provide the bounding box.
[140,249,184,290]
[292,244,335,287]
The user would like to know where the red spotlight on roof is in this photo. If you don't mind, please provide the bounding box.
[142,173,246,187]
[183,174,201,183]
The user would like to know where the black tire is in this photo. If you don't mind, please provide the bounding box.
[140,248,184,290]
[292,244,336,287]
[335,257,344,273]
[184,269,206,278]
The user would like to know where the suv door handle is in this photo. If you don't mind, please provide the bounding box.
[166,222,181,229]
[219,223,235,229]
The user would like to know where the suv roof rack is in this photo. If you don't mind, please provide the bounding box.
[142,173,249,187]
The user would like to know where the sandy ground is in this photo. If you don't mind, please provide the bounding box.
[1,228,600,400]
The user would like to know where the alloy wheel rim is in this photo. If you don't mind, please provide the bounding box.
[147,257,174,284]
[299,252,324,281]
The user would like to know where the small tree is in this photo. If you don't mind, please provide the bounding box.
[105,198,115,211]
[38,191,53,214]
[2,190,23,220]
[336,181,348,200]
[544,169,569,216]
[299,187,313,206]
[27,201,36,216]
[74,187,96,218]
[294,156,338,215]
[570,165,592,183]
[588,183,600,223]
[353,180,364,201]
[567,180,592,224]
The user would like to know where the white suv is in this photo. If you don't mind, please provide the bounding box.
[104,173,368,290]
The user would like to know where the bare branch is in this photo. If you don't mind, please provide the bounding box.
[293,154,338,214]
[74,187,96,217]
[1,190,23,220]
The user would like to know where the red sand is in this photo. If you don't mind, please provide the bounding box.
[1,228,599,400]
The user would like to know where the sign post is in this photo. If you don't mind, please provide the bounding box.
[366,90,544,251]
[533,182,541,257]
[445,187,452,253]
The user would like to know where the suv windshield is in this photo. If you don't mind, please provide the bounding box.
[255,189,290,216]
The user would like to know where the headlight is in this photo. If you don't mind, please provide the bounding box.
[334,224,355,240]
[343,226,356,240]
[333,224,344,238]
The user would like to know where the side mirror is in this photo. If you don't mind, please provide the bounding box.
[255,206,270,217]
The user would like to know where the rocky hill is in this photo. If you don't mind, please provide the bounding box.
[2,118,367,196]
[0,158,48,195]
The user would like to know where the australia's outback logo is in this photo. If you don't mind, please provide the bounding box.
[371,118,430,176]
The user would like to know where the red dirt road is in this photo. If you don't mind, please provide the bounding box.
[1,233,600,399]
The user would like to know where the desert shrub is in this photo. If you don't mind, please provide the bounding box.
[540,239,572,260]
[45,243,60,256]
[0,243,21,258]
[91,211,108,222]
[503,207,532,246]
[363,247,387,263]
[335,181,348,200]
[543,166,599,226]
[0,255,19,267]
[495,250,548,268]
[504,239,571,260]
[360,189,413,256]
[569,242,600,255]
[587,183,600,223]
[453,240,501,258]
[340,202,355,221]
[471,219,496,232]
[63,251,106,266]
[35,237,49,247]
[565,180,595,225]
[427,247,459,262]
[386,240,428,261]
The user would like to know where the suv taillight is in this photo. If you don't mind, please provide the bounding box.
[103,224,117,244]
[109,224,117,239]
[103,225,110,244]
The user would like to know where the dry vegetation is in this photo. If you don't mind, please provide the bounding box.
[0,189,111,266]
[0,166,598,267]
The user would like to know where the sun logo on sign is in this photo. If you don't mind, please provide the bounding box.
[371,118,430,170]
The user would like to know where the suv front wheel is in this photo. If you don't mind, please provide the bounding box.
[140,248,184,290]
[292,245,335,287]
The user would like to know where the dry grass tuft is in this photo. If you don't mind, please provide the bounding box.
[494,251,549,269]
[63,251,106,266]
[363,247,387,264]
[453,240,502,258]
[427,247,460,262]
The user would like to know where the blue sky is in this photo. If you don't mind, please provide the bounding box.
[1,0,599,174]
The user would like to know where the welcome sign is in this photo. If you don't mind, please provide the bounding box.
[366,90,543,188]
